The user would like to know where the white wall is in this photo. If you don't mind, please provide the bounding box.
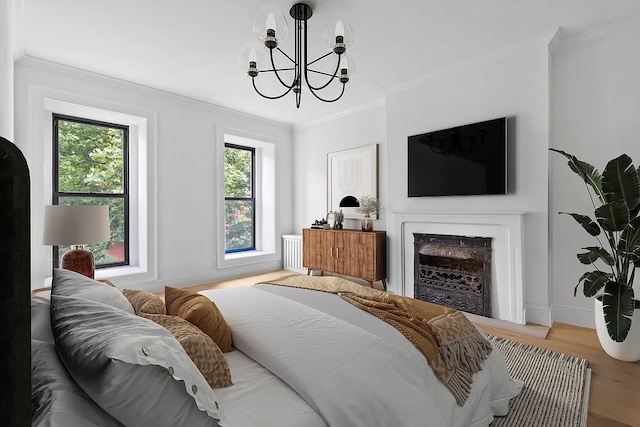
[292,105,388,232]
[14,16,640,328]
[550,24,640,328]
[15,57,293,291]
[292,20,640,330]
[385,46,551,325]
[0,0,17,140]
[292,45,552,325]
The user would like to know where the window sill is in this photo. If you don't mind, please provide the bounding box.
[219,250,277,269]
[95,265,148,280]
[225,250,262,259]
[43,265,150,287]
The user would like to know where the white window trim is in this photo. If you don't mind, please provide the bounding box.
[216,127,279,269]
[43,98,152,281]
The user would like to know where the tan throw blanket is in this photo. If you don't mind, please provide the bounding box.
[261,274,492,406]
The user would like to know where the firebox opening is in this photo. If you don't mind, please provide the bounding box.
[414,233,492,317]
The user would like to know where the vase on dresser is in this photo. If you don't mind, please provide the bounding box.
[361,215,373,232]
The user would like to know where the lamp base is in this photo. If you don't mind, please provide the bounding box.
[61,247,95,279]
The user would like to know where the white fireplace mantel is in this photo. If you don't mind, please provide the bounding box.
[393,211,525,325]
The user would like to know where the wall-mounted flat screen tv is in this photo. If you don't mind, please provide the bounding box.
[407,117,507,197]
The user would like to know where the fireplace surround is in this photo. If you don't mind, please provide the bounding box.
[394,211,525,324]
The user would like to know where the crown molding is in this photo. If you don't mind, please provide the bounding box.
[547,28,564,54]
[16,55,292,131]
[381,29,559,97]
[551,14,640,53]
[292,98,386,131]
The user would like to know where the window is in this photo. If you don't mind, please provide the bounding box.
[52,114,129,268]
[224,143,255,253]
[217,130,277,269]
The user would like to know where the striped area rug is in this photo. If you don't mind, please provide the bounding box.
[488,335,591,427]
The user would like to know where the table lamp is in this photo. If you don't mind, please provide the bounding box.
[339,195,360,208]
[43,205,110,279]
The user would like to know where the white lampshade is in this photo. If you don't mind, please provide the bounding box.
[43,205,110,246]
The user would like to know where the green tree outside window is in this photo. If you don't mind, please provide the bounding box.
[54,116,129,266]
[224,144,255,252]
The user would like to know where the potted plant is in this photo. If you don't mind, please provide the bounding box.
[356,195,380,232]
[551,149,640,361]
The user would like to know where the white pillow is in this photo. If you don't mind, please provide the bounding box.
[31,295,54,344]
[51,295,223,427]
[51,268,134,314]
[31,340,122,426]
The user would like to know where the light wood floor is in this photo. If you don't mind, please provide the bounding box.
[176,270,640,427]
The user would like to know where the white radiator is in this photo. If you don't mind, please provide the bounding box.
[282,234,305,274]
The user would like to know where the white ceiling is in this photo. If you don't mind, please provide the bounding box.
[20,0,640,125]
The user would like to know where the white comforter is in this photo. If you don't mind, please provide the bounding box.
[203,285,521,427]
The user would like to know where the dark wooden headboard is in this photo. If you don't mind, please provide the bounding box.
[0,136,31,425]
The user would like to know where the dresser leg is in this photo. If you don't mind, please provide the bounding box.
[382,279,387,291]
[307,268,311,275]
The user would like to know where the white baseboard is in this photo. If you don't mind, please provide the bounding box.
[525,304,552,326]
[551,303,595,329]
[385,280,398,295]
[465,312,550,339]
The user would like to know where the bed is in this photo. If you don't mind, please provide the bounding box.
[31,269,522,426]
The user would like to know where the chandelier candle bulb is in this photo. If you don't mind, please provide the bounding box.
[340,53,356,78]
[266,13,277,33]
[323,12,356,49]
[253,4,288,43]
[239,41,266,75]
[335,20,345,38]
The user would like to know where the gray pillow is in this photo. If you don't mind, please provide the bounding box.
[51,294,223,427]
[31,340,123,426]
[51,268,134,314]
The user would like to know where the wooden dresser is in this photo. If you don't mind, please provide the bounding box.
[302,228,387,290]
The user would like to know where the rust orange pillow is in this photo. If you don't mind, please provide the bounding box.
[164,286,233,352]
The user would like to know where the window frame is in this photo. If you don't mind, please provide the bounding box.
[216,128,279,271]
[224,142,256,253]
[52,113,130,269]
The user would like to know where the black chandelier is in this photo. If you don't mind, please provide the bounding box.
[240,3,355,108]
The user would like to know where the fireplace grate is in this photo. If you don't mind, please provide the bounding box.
[414,234,492,317]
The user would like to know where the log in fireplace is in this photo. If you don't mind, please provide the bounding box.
[414,233,492,317]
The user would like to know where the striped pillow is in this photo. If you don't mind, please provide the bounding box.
[123,289,166,315]
[141,313,232,388]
